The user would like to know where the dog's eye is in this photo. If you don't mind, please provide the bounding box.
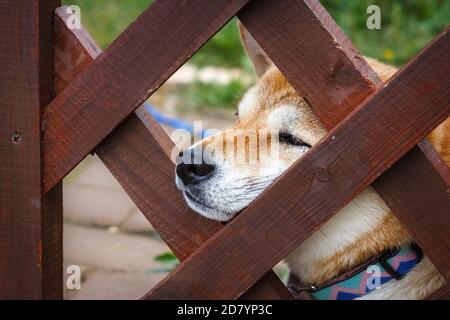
[278,132,311,148]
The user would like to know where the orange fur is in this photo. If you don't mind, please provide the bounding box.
[428,118,450,165]
[312,214,411,285]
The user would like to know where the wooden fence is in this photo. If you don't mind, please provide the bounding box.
[0,0,448,299]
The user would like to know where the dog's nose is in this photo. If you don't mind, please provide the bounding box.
[176,150,215,185]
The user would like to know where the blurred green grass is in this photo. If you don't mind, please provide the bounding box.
[63,0,449,109]
[63,0,449,67]
[180,79,249,111]
[63,0,250,69]
[63,0,154,49]
[323,0,450,65]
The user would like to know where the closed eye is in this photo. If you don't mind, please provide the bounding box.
[279,132,311,148]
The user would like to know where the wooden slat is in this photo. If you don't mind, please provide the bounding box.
[97,114,222,258]
[43,0,251,192]
[53,8,292,300]
[238,0,450,280]
[373,141,450,280]
[145,28,450,299]
[54,6,102,92]
[98,114,292,300]
[53,5,217,262]
[41,183,63,299]
[427,284,450,300]
[54,0,448,300]
[0,0,62,299]
[238,0,382,129]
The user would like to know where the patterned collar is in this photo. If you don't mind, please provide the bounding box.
[288,244,423,300]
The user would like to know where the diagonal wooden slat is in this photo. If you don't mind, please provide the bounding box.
[145,28,450,299]
[43,0,252,193]
[239,0,382,129]
[97,115,292,300]
[373,140,450,278]
[54,0,448,300]
[54,7,292,300]
[427,283,450,300]
[238,0,450,281]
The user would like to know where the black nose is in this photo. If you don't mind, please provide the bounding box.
[176,149,215,185]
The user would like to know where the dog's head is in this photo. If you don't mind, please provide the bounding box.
[175,23,326,221]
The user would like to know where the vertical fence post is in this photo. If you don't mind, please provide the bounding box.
[0,0,62,299]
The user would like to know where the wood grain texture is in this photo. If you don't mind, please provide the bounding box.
[41,183,63,299]
[98,115,222,258]
[373,141,450,281]
[0,0,62,299]
[238,0,382,130]
[54,7,102,94]
[426,283,450,300]
[54,9,292,300]
[43,0,251,192]
[146,28,450,299]
[98,114,291,300]
[240,0,450,284]
[57,2,450,300]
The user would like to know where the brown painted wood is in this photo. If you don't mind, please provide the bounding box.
[53,8,292,300]
[238,0,382,130]
[98,114,291,300]
[54,2,448,300]
[239,0,450,283]
[54,6,102,93]
[41,183,63,299]
[98,115,222,258]
[54,5,217,263]
[426,284,450,300]
[145,28,450,299]
[43,0,252,192]
[373,141,450,281]
[0,0,62,299]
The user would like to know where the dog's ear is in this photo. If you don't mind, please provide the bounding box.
[238,20,273,78]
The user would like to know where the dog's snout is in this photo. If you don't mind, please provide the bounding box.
[176,149,215,185]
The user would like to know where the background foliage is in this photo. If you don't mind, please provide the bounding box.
[64,0,449,109]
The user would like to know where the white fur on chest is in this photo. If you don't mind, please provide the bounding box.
[285,187,390,283]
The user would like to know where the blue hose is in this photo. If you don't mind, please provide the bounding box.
[144,102,209,138]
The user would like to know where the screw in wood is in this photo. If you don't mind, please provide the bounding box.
[11,132,22,146]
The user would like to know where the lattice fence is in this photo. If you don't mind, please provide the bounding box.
[0,0,448,299]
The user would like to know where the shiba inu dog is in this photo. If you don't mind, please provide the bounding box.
[175,23,448,299]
